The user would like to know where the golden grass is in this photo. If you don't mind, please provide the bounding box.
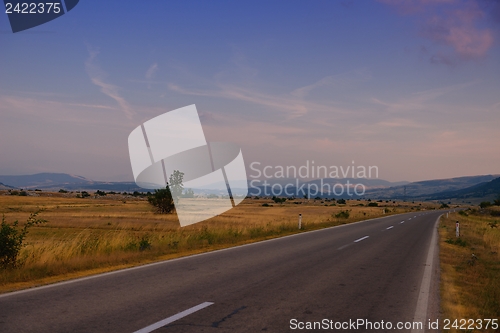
[0,193,439,293]
[439,209,500,332]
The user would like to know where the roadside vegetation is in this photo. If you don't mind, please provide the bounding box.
[439,206,500,332]
[0,191,439,292]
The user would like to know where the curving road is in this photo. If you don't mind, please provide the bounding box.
[0,211,444,333]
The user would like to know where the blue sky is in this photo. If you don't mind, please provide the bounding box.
[1,0,499,182]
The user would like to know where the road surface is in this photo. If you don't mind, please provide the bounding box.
[0,210,443,332]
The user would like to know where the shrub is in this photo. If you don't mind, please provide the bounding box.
[182,188,194,198]
[272,196,286,204]
[139,236,151,251]
[440,203,450,208]
[0,210,46,269]
[334,210,350,219]
[445,238,467,247]
[148,187,175,213]
[147,170,184,214]
[337,198,346,205]
[95,190,106,196]
[480,201,491,208]
[368,202,378,207]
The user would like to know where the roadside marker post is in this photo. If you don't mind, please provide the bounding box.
[456,221,460,238]
[298,214,302,230]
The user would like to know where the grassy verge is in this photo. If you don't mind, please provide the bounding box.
[439,207,500,332]
[0,193,438,293]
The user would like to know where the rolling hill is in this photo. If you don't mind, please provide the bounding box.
[427,177,500,202]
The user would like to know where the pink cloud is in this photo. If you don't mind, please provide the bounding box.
[380,0,495,62]
[379,0,456,14]
[423,6,494,59]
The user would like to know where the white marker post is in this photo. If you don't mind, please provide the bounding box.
[298,214,302,230]
[446,212,449,218]
[456,221,460,238]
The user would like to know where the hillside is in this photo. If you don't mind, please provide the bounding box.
[0,173,498,200]
[427,177,500,201]
[0,173,146,192]
[0,182,15,190]
[0,173,91,189]
[363,175,499,199]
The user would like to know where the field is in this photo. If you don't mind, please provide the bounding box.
[0,191,437,292]
[439,207,500,332]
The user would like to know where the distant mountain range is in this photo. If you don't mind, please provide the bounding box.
[0,173,498,202]
[426,177,500,202]
[0,173,144,192]
[0,182,14,190]
[364,175,500,199]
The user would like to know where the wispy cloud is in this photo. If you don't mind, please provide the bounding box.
[290,76,335,99]
[85,46,135,119]
[145,63,159,80]
[166,70,370,119]
[168,82,347,119]
[291,69,371,99]
[371,80,479,112]
[0,95,118,124]
[380,0,495,64]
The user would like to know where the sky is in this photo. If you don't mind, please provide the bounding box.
[1,0,499,183]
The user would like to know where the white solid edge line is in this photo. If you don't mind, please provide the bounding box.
[133,302,214,333]
[0,211,443,298]
[353,236,369,243]
[410,215,441,333]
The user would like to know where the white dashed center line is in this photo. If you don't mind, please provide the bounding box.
[133,302,214,333]
[400,221,405,224]
[354,236,369,243]
[337,244,350,250]
[386,226,394,230]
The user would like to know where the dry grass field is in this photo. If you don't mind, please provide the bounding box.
[0,191,439,293]
[439,207,500,332]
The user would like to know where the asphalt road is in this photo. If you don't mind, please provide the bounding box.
[0,210,444,333]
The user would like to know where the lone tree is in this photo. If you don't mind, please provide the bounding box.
[148,170,184,214]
